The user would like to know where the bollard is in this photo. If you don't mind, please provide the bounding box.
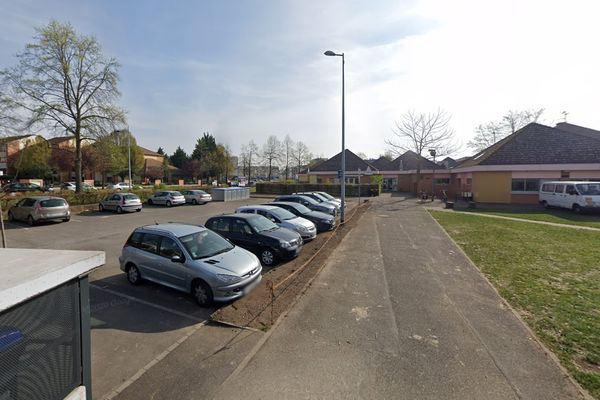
[266,280,274,326]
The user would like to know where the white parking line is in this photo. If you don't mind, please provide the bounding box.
[89,284,205,323]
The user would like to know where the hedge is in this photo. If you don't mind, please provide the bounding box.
[255,183,380,197]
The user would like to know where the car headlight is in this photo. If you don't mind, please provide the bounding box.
[216,274,242,284]
[280,241,292,248]
[297,225,308,232]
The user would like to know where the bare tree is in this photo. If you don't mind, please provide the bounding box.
[261,135,283,181]
[283,134,294,181]
[468,108,545,152]
[293,141,312,178]
[386,109,458,187]
[241,140,259,181]
[0,20,126,192]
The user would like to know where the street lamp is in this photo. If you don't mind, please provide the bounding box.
[324,50,346,223]
[429,148,437,201]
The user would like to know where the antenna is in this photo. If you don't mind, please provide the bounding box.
[562,111,568,123]
[154,220,159,225]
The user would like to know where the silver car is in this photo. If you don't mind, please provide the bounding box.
[8,196,70,226]
[119,223,262,306]
[147,191,186,207]
[235,204,317,241]
[99,193,142,213]
[181,189,212,205]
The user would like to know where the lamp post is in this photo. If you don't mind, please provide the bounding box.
[429,148,437,201]
[128,131,132,189]
[324,50,345,223]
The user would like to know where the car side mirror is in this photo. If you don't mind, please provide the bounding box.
[171,255,184,263]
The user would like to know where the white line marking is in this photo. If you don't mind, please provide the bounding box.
[89,284,205,323]
[102,321,206,399]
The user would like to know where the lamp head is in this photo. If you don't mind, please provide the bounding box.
[324,50,337,56]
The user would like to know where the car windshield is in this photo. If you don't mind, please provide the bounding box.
[576,183,600,195]
[248,216,278,232]
[311,193,329,202]
[318,192,334,200]
[269,207,296,221]
[295,196,318,205]
[287,203,312,214]
[302,193,322,202]
[179,229,234,260]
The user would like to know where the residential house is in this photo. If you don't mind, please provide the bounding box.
[0,134,46,179]
[299,149,378,184]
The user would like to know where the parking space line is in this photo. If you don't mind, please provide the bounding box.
[102,320,207,400]
[90,284,205,323]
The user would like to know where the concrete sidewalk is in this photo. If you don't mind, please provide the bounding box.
[212,195,585,399]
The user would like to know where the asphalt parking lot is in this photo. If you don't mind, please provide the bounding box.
[4,196,286,399]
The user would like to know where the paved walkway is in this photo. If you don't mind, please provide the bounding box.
[429,207,600,232]
[212,195,586,399]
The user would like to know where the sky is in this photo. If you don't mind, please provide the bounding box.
[1,0,600,160]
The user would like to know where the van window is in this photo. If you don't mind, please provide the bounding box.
[541,183,555,192]
[554,184,565,194]
[565,185,577,195]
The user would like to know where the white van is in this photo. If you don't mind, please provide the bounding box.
[539,181,600,213]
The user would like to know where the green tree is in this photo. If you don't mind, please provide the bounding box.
[191,132,217,161]
[9,138,52,179]
[0,20,126,193]
[109,130,144,180]
[157,147,165,155]
[170,146,189,169]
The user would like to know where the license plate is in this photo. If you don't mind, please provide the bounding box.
[243,276,260,295]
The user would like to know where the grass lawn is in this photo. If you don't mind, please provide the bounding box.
[464,208,600,229]
[431,210,600,398]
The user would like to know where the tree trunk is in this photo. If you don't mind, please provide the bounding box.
[75,138,82,193]
[268,159,272,181]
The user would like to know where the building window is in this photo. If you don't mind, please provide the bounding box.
[435,178,450,185]
[466,178,472,185]
[345,177,357,184]
[512,179,540,193]
[561,170,570,178]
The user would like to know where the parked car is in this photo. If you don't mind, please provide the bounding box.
[119,223,262,306]
[235,204,317,241]
[314,191,342,206]
[147,191,186,207]
[99,193,142,213]
[294,192,342,212]
[2,182,44,193]
[274,194,337,216]
[7,196,70,226]
[205,213,303,266]
[268,201,336,233]
[181,189,212,205]
[107,182,132,191]
[61,182,97,191]
[539,181,600,213]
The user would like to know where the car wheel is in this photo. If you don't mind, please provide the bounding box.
[7,211,14,222]
[541,200,549,209]
[27,215,35,226]
[166,200,172,207]
[136,208,142,212]
[99,203,104,212]
[126,264,142,285]
[260,248,277,267]
[63,216,70,222]
[148,198,153,205]
[572,204,582,214]
[117,206,123,214]
[192,199,198,205]
[192,280,213,307]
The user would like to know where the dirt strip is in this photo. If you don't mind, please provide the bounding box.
[210,201,370,330]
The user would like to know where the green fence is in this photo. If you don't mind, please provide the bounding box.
[255,183,380,197]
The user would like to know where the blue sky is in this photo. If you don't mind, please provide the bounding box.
[2,0,600,159]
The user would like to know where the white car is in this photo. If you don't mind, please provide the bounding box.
[108,182,132,191]
[147,191,186,207]
[61,182,97,191]
[181,189,212,205]
[235,204,317,241]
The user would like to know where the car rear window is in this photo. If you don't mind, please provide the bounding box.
[123,194,139,200]
[40,199,66,207]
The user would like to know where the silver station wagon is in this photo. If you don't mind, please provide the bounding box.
[147,191,186,207]
[119,223,262,306]
[99,192,142,213]
[8,196,70,226]
[181,189,212,205]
